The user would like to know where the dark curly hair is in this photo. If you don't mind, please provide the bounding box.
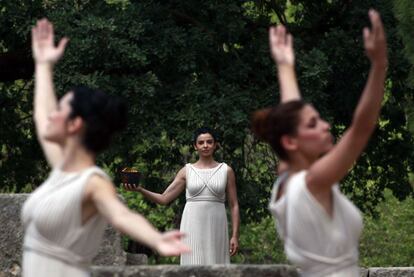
[192,127,219,145]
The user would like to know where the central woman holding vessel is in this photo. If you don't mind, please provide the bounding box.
[123,127,240,265]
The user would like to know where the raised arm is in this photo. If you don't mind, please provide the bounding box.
[269,25,301,103]
[85,176,190,256]
[306,10,388,193]
[32,19,69,167]
[123,167,186,205]
[226,166,240,256]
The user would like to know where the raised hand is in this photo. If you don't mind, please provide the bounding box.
[269,25,301,102]
[363,10,387,66]
[154,230,191,256]
[269,25,294,66]
[32,18,69,64]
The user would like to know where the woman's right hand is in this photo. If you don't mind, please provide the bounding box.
[269,25,294,66]
[32,18,68,64]
[121,183,141,192]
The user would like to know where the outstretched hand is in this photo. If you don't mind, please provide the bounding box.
[32,18,69,64]
[154,230,191,256]
[269,25,294,66]
[121,183,141,192]
[363,10,387,66]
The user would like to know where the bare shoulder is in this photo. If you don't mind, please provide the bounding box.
[85,174,116,197]
[226,164,235,174]
[176,166,187,180]
[226,165,236,183]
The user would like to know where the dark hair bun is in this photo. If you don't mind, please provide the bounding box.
[69,86,128,154]
[251,108,272,142]
[251,100,306,160]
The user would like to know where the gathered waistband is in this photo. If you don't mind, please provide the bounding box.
[186,197,225,203]
[23,224,92,269]
[23,246,90,270]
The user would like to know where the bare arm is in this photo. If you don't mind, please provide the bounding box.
[227,166,240,256]
[269,25,301,103]
[306,10,388,193]
[123,167,186,205]
[32,19,68,167]
[85,176,190,256]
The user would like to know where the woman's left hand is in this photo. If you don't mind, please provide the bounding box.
[155,230,191,256]
[229,236,239,256]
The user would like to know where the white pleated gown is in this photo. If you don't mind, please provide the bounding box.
[269,171,363,277]
[21,167,110,277]
[180,163,230,265]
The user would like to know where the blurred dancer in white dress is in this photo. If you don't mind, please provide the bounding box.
[252,10,387,276]
[22,18,189,277]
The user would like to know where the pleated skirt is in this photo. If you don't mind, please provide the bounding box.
[180,201,230,265]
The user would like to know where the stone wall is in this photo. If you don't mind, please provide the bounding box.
[1,265,414,277]
[88,266,414,277]
[92,264,414,277]
[91,265,299,277]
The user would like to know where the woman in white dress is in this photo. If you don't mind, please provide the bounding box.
[251,10,387,276]
[22,18,189,277]
[123,127,240,265]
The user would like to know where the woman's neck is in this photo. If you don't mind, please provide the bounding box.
[287,153,316,174]
[195,156,217,167]
[60,140,95,172]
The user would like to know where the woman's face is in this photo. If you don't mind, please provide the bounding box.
[43,92,74,144]
[194,133,217,158]
[294,104,333,160]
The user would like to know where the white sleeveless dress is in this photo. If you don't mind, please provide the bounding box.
[180,163,230,265]
[269,171,363,277]
[21,166,110,277]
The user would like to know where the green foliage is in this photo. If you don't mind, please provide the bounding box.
[360,189,414,267]
[0,80,49,193]
[393,0,414,88]
[393,0,414,136]
[232,216,287,264]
